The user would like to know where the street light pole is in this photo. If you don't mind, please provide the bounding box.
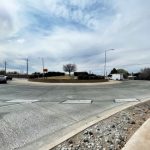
[104,49,115,78]
[41,58,45,78]
[26,58,28,77]
[104,51,106,77]
[4,61,7,75]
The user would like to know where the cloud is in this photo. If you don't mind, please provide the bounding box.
[0,0,150,74]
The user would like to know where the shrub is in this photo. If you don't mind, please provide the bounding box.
[74,72,88,76]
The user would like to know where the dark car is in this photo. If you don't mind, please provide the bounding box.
[0,75,7,84]
[6,76,13,80]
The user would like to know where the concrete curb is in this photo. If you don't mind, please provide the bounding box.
[40,98,150,150]
[22,100,148,150]
[12,79,122,86]
[20,98,150,150]
[122,118,150,150]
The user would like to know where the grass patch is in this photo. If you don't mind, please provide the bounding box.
[29,75,108,83]
[46,75,73,80]
[29,78,108,83]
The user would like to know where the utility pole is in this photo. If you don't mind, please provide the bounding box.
[42,58,45,78]
[104,51,106,77]
[26,58,29,78]
[104,49,115,79]
[4,61,7,75]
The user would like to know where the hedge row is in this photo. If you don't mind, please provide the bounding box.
[29,79,108,83]
[78,75,104,80]
[74,72,88,76]
[29,72,65,79]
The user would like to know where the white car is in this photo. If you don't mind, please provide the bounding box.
[0,75,7,84]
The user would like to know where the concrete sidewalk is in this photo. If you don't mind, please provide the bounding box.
[123,118,150,150]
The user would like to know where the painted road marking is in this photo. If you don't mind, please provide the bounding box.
[7,99,39,103]
[115,98,139,103]
[62,100,92,104]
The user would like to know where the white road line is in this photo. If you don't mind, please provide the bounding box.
[7,99,39,103]
[62,100,92,104]
[115,98,139,103]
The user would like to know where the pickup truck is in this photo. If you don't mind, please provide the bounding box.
[0,75,7,83]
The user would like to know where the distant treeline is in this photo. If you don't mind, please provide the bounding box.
[29,72,65,79]
[74,72,104,80]
[29,71,104,80]
[1,67,150,80]
[133,68,150,80]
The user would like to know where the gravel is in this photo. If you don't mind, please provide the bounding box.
[51,101,150,150]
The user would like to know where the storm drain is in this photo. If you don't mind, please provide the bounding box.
[114,98,139,103]
[62,100,92,104]
[7,99,39,103]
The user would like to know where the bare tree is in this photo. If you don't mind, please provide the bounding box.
[63,64,77,76]
[139,68,150,80]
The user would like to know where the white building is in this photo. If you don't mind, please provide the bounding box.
[110,74,124,80]
[128,75,136,80]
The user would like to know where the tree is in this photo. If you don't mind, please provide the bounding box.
[7,71,19,75]
[110,68,118,74]
[109,68,129,79]
[0,70,5,75]
[117,69,129,79]
[139,68,150,80]
[63,64,77,76]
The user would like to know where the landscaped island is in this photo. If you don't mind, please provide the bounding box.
[29,75,108,83]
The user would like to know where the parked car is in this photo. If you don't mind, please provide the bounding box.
[0,75,7,84]
[6,76,12,80]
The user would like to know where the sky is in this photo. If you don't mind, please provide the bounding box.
[0,0,150,75]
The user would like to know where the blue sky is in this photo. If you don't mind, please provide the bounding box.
[0,0,150,74]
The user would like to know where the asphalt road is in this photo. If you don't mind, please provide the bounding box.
[0,79,150,150]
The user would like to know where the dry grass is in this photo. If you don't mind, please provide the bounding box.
[29,75,108,83]
[45,75,73,80]
[29,78,108,83]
